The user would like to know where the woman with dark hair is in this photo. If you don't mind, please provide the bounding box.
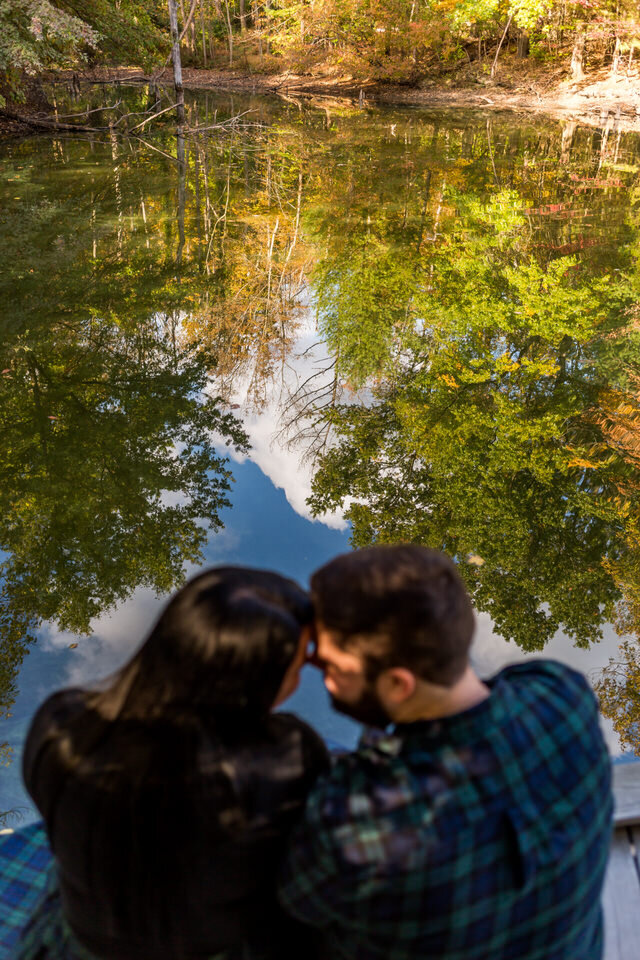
[17,566,328,960]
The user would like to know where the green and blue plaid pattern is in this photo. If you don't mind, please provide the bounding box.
[278,660,613,960]
[0,823,100,960]
[0,822,51,957]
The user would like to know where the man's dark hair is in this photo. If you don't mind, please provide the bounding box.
[310,545,474,686]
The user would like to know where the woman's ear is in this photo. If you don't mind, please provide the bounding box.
[376,668,416,706]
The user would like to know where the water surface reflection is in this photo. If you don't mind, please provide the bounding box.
[2,88,640,819]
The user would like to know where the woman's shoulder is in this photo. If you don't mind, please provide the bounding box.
[28,687,88,735]
[22,688,88,789]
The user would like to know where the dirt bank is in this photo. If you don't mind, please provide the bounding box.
[182,64,640,132]
[5,62,640,136]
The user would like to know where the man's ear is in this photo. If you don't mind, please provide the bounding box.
[377,668,416,705]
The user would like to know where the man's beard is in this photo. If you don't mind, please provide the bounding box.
[330,684,390,729]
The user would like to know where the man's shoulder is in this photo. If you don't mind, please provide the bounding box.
[492,659,606,766]
[494,658,595,709]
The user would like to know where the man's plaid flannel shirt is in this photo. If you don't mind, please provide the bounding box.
[278,660,613,960]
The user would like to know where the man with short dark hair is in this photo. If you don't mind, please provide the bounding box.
[278,545,613,960]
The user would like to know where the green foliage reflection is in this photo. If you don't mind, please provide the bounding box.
[304,117,640,654]
[0,126,249,716]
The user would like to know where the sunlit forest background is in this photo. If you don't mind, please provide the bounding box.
[1,0,639,99]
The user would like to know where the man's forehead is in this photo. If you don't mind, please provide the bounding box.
[315,626,373,667]
[315,627,359,659]
[315,621,388,654]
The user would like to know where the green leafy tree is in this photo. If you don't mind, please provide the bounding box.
[307,178,640,651]
[56,0,169,68]
[594,639,640,754]
[0,0,170,104]
[0,0,97,103]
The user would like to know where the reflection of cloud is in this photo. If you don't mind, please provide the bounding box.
[471,612,623,754]
[46,587,163,689]
[160,488,187,508]
[232,406,347,530]
[209,320,348,530]
[202,524,242,559]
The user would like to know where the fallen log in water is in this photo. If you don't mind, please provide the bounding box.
[0,109,101,133]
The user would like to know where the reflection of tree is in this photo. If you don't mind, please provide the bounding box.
[596,361,640,635]
[183,135,311,409]
[0,318,246,628]
[3,95,640,712]
[0,321,246,713]
[0,134,248,718]
[594,640,640,755]
[306,178,640,651]
[180,102,640,425]
[591,354,640,753]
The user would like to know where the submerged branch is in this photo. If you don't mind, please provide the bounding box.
[129,102,180,131]
[44,101,123,121]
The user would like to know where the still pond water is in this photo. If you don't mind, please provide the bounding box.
[2,84,640,821]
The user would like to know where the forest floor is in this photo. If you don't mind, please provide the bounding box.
[3,56,640,136]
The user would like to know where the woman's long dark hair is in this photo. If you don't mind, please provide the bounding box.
[88,565,313,724]
[40,568,314,953]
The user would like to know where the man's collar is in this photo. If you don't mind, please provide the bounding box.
[359,672,507,754]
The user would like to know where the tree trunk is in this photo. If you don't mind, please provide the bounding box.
[223,0,234,65]
[491,14,513,79]
[517,32,529,58]
[571,27,587,82]
[253,0,263,64]
[264,0,271,53]
[611,37,622,76]
[167,0,186,124]
[200,0,207,66]
[178,0,191,51]
[239,0,247,33]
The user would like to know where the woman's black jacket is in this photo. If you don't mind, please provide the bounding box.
[22,688,329,960]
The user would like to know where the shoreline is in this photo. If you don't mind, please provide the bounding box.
[61,65,640,132]
[3,64,640,137]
